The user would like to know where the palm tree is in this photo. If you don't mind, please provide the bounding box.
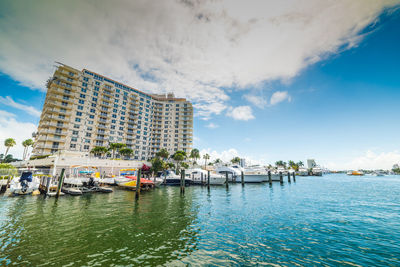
[119,148,133,159]
[297,161,304,167]
[203,153,210,169]
[156,148,169,161]
[214,158,222,165]
[108,143,126,159]
[189,148,200,165]
[231,157,241,164]
[172,150,186,173]
[90,146,108,158]
[275,160,286,169]
[22,139,34,160]
[3,138,16,162]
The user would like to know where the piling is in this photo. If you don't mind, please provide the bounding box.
[180,169,185,195]
[279,172,283,184]
[241,171,244,186]
[56,168,65,198]
[225,172,229,189]
[207,170,210,190]
[293,172,296,182]
[200,172,203,185]
[135,169,142,199]
[288,172,291,183]
[268,171,272,184]
[45,176,51,195]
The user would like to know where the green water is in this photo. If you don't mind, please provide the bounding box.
[1,174,400,266]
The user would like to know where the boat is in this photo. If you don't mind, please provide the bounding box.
[215,165,244,182]
[9,171,40,195]
[159,170,192,186]
[312,167,323,176]
[118,176,155,190]
[186,168,225,185]
[297,167,309,176]
[241,166,268,183]
[347,170,364,176]
[371,171,385,177]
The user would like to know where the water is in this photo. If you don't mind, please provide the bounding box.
[1,174,400,266]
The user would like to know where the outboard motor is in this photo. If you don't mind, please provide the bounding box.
[19,172,33,193]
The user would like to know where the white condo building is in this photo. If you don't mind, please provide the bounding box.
[32,63,193,160]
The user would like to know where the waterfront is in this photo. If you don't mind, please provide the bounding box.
[1,174,400,266]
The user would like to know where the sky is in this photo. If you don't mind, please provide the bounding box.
[0,0,400,170]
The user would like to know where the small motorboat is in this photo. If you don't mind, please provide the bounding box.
[118,176,155,190]
[9,171,40,195]
[62,187,83,196]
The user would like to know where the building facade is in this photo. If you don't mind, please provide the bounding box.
[33,63,193,160]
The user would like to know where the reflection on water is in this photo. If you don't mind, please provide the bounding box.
[1,175,400,266]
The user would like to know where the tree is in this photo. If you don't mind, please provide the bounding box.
[275,160,286,169]
[190,148,200,165]
[108,143,126,159]
[166,162,175,170]
[150,157,165,175]
[90,146,108,158]
[231,157,241,164]
[181,162,189,169]
[203,153,210,169]
[2,154,17,163]
[119,148,133,159]
[172,150,186,173]
[214,158,222,165]
[156,148,169,160]
[22,139,34,160]
[3,138,16,162]
[297,161,304,167]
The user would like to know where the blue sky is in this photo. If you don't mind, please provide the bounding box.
[0,0,399,169]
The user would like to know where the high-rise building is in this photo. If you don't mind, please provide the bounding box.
[32,63,193,160]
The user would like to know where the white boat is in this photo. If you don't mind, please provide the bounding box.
[241,166,268,183]
[215,165,244,182]
[9,171,40,195]
[312,167,323,176]
[297,167,309,176]
[186,168,225,185]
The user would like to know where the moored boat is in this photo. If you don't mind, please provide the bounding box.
[9,171,40,196]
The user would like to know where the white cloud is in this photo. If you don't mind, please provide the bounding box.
[349,150,400,170]
[321,150,400,170]
[243,94,268,108]
[270,91,291,105]
[0,0,398,119]
[205,122,219,129]
[226,106,255,121]
[0,96,41,117]
[0,110,37,159]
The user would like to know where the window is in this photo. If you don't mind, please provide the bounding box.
[82,82,88,87]
[81,88,87,93]
[94,86,99,91]
[95,81,100,86]
[91,103,96,107]
[76,112,82,116]
[86,133,92,137]
[71,137,77,142]
[69,72,74,76]
[84,145,90,150]
[79,99,85,104]
[70,144,76,148]
[77,105,83,110]
[92,97,97,102]
[75,118,81,122]
[88,121,93,125]
[93,92,98,96]
[90,108,95,113]
[89,115,94,119]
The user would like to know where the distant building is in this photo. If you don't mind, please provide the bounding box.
[32,63,193,160]
[307,159,317,169]
[240,158,246,167]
